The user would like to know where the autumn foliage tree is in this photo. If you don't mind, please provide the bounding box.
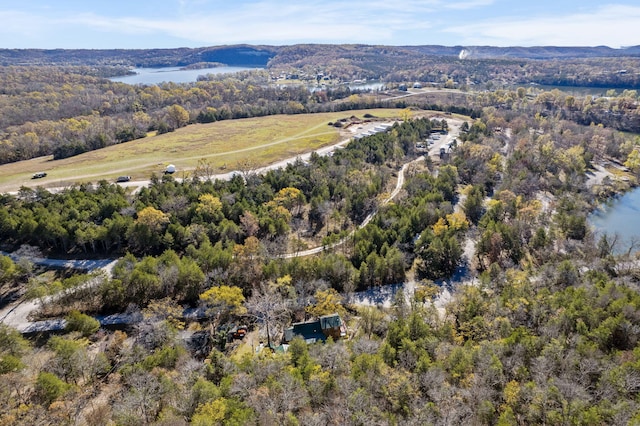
[199,285,247,329]
[127,206,170,253]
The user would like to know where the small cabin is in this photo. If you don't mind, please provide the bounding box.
[283,313,347,344]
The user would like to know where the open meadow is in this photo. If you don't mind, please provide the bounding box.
[0,109,403,192]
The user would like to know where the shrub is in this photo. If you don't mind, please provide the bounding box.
[65,310,100,337]
[35,372,71,405]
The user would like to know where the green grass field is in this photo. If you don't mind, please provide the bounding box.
[0,109,404,192]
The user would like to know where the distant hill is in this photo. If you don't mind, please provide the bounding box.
[0,45,279,67]
[403,45,640,59]
[1,44,639,68]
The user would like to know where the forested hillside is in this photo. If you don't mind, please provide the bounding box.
[2,52,640,166]
[2,45,640,425]
[0,45,278,67]
[2,89,640,423]
[2,44,640,166]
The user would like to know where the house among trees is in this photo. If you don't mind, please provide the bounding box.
[283,313,347,344]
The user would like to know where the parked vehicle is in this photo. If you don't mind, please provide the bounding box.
[230,325,248,339]
[32,172,47,179]
[116,176,131,182]
[164,164,176,174]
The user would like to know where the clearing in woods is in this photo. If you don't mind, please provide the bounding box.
[0,109,403,192]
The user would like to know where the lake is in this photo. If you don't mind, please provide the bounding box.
[282,80,387,92]
[109,66,262,84]
[589,186,640,250]
[349,81,386,91]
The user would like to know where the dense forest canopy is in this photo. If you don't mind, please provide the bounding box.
[3,43,640,66]
[1,43,640,166]
[0,45,278,67]
[2,45,640,425]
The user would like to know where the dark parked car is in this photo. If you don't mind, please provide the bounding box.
[32,172,47,179]
[116,176,131,183]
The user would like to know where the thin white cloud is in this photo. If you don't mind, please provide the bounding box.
[0,0,494,48]
[66,13,154,35]
[445,4,640,47]
[177,0,213,14]
[43,0,442,45]
[0,11,49,38]
[444,0,495,10]
[0,1,633,48]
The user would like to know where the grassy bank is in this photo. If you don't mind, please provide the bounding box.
[0,109,404,192]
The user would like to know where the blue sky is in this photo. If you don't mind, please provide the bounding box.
[1,0,639,49]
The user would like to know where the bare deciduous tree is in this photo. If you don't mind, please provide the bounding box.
[246,283,290,348]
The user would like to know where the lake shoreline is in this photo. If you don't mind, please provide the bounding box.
[588,168,640,251]
[109,65,264,84]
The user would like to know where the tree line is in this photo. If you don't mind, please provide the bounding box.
[3,52,640,165]
[4,87,640,423]
[1,118,452,308]
[3,243,640,424]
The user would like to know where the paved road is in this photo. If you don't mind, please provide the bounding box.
[0,250,116,271]
[0,116,466,331]
[282,117,464,258]
[0,254,117,333]
[93,123,387,194]
[280,155,425,258]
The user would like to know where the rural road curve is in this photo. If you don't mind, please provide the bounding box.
[0,116,464,332]
[282,118,463,258]
[0,256,118,333]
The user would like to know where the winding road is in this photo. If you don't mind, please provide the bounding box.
[0,116,465,332]
[0,259,117,333]
[284,119,463,258]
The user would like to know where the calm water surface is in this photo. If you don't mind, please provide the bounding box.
[589,187,640,249]
[110,66,261,84]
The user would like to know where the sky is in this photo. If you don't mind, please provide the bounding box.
[1,0,639,49]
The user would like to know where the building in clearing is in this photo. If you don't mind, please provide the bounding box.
[283,313,347,344]
[354,122,393,139]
